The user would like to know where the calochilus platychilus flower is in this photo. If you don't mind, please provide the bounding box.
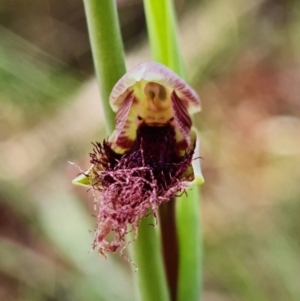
[72,62,204,258]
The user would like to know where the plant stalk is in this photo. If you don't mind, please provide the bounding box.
[176,185,202,301]
[131,215,171,301]
[143,0,203,300]
[83,1,171,301]
[83,0,126,134]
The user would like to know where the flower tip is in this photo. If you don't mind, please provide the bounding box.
[72,174,91,187]
[193,174,205,186]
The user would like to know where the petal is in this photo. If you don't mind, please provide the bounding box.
[72,172,92,187]
[171,90,192,146]
[110,91,137,152]
[71,162,93,187]
[189,128,204,185]
[110,62,201,115]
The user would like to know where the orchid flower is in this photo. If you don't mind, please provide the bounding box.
[73,62,204,257]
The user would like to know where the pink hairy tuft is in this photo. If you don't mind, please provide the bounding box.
[87,124,195,257]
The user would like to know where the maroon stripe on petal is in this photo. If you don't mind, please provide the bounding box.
[115,91,134,134]
[116,136,134,149]
[171,91,192,146]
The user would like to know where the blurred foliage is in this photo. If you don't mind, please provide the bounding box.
[0,27,81,120]
[0,0,300,300]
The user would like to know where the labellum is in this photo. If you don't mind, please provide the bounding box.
[73,62,204,257]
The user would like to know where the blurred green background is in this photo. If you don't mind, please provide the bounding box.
[1,0,300,300]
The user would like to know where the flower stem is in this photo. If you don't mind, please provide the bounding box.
[83,0,126,135]
[143,0,184,76]
[83,1,171,301]
[158,199,179,301]
[176,185,202,301]
[131,215,171,301]
[143,0,203,300]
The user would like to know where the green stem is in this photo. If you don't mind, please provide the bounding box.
[143,0,184,76]
[143,0,203,300]
[176,185,202,301]
[131,215,171,301]
[83,0,126,135]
